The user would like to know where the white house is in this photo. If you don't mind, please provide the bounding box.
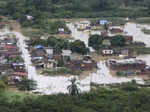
[102,49,114,55]
[62,50,72,57]
[90,30,101,35]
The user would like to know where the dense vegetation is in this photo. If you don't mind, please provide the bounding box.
[88,35,104,50]
[0,0,150,28]
[31,37,88,54]
[88,35,126,50]
[42,67,81,76]
[1,0,150,19]
[1,84,150,112]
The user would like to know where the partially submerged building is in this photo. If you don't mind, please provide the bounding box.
[107,59,149,75]
[108,59,146,70]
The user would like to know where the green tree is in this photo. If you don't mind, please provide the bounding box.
[88,35,104,50]
[110,35,126,47]
[67,78,80,96]
[71,40,88,54]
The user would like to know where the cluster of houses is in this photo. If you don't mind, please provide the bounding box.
[107,59,150,76]
[100,35,133,57]
[74,20,150,77]
[101,49,130,57]
[29,45,97,72]
[75,20,134,57]
[0,35,27,84]
[76,19,128,36]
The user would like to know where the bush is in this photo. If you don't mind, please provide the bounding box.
[88,35,104,50]
[116,71,125,77]
[71,40,88,54]
[0,80,7,92]
[110,35,126,47]
[42,67,81,76]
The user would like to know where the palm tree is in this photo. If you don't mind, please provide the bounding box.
[67,77,80,96]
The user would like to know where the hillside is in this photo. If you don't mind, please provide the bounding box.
[0,0,150,19]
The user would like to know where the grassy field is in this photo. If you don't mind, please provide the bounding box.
[134,17,150,24]
[41,68,81,76]
[0,90,37,103]
[21,28,44,38]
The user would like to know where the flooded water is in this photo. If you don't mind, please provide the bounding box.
[124,23,150,47]
[0,22,148,94]
[124,23,150,66]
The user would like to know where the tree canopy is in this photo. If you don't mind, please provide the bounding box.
[110,35,126,47]
[30,37,88,54]
[88,35,104,50]
[0,0,150,20]
[71,40,88,55]
[1,84,150,112]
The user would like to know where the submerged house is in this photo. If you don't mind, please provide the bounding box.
[101,48,114,56]
[108,59,147,75]
[0,36,27,84]
[77,21,91,30]
[45,47,54,58]
[101,30,108,37]
[110,28,123,34]
[11,62,25,72]
[58,28,65,34]
[124,35,133,45]
[109,26,123,34]
[67,55,97,71]
[8,72,27,84]
[31,47,46,61]
[62,50,72,57]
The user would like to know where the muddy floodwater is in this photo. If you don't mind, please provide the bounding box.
[1,22,149,94]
